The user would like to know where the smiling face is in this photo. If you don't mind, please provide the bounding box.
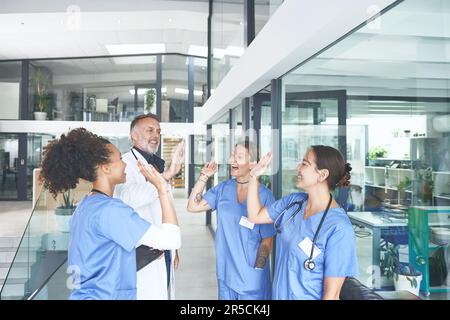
[229,144,252,178]
[296,149,326,190]
[105,144,127,185]
[131,117,161,154]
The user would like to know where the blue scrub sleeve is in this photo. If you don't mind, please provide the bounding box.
[266,192,306,222]
[324,224,359,278]
[202,182,223,211]
[97,199,151,252]
[259,189,276,238]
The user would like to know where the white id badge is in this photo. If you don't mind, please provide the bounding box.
[239,216,255,230]
[298,237,321,260]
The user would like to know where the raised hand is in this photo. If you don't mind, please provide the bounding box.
[167,140,186,179]
[200,160,218,179]
[138,160,166,191]
[250,152,272,178]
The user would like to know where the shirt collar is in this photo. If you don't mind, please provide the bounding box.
[133,146,153,163]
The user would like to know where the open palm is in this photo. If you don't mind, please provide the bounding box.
[201,161,218,178]
[168,140,185,177]
[250,152,272,178]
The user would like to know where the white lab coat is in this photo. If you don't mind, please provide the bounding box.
[114,149,176,300]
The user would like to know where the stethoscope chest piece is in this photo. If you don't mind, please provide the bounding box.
[304,259,315,271]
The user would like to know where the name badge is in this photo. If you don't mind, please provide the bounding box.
[239,216,254,230]
[298,237,321,260]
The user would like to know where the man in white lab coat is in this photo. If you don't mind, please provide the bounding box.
[114,113,185,300]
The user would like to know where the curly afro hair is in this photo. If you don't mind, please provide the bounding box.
[40,128,111,198]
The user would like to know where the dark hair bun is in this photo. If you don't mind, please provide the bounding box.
[345,163,352,174]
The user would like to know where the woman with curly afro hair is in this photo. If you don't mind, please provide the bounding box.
[40,128,181,300]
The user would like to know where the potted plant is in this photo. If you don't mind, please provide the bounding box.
[382,244,422,296]
[32,67,50,120]
[54,190,76,233]
[396,176,411,205]
[368,146,387,166]
[417,167,433,205]
[144,89,156,114]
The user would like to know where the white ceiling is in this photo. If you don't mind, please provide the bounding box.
[0,0,213,60]
[0,0,281,61]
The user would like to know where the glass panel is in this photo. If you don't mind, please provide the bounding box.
[281,0,450,297]
[212,112,231,184]
[32,261,70,300]
[232,103,243,145]
[28,56,157,121]
[211,0,245,90]
[0,170,91,300]
[255,85,272,188]
[255,0,284,37]
[0,61,21,120]
[162,55,189,122]
[0,134,19,199]
[193,135,207,183]
[193,57,208,108]
[27,134,54,200]
[280,88,340,195]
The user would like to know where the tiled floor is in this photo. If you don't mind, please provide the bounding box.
[0,195,448,300]
[0,201,33,237]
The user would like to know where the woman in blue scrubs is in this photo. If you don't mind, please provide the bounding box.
[40,128,181,299]
[247,145,358,300]
[187,140,276,300]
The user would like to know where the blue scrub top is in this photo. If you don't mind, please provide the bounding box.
[68,194,150,300]
[203,179,276,294]
[267,192,358,300]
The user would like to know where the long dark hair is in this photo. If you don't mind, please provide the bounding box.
[310,145,352,190]
[40,128,111,197]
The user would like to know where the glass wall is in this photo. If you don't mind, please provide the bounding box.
[28,56,157,121]
[255,0,283,37]
[211,111,231,185]
[0,62,21,120]
[162,55,189,122]
[22,54,206,123]
[280,0,450,295]
[211,0,245,90]
[0,134,19,199]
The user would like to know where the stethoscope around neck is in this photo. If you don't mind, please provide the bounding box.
[273,193,333,271]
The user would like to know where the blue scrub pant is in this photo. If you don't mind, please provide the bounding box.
[218,280,271,300]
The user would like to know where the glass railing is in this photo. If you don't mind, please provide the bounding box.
[31,261,71,300]
[0,169,91,300]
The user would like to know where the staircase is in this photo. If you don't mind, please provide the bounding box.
[0,236,27,299]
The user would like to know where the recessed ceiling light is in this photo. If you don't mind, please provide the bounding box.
[105,43,166,55]
[168,18,172,23]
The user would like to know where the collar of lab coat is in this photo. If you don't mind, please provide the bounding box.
[130,147,149,164]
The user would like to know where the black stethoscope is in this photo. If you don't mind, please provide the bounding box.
[130,148,140,161]
[274,193,333,271]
